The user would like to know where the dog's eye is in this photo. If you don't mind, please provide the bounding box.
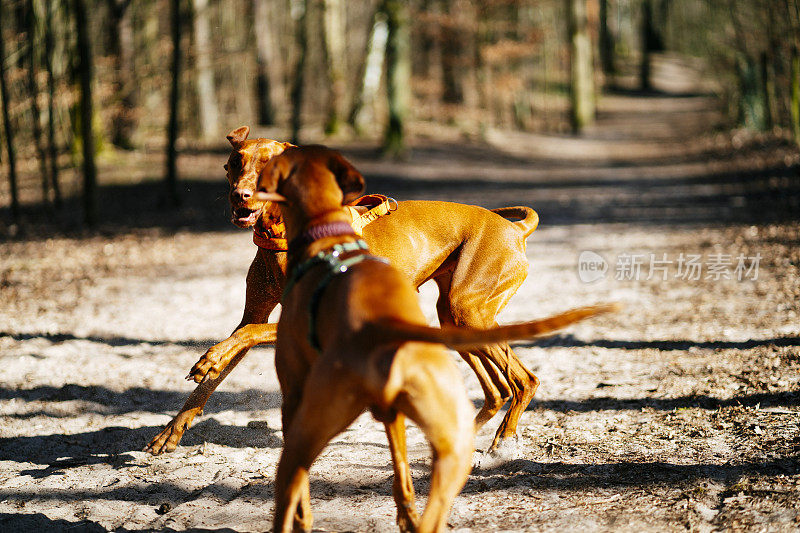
[223,164,228,171]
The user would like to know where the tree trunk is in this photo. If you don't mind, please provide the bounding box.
[290,0,309,145]
[43,0,61,207]
[12,4,26,70]
[440,0,465,104]
[567,0,595,133]
[253,0,277,126]
[107,0,137,149]
[738,55,761,130]
[165,0,181,206]
[348,8,388,135]
[792,45,800,144]
[192,0,219,141]
[0,1,20,223]
[640,0,653,91]
[727,0,756,129]
[73,0,97,226]
[760,51,775,131]
[599,0,616,80]
[322,0,346,135]
[26,0,51,208]
[382,0,410,157]
[418,0,439,79]
[655,0,669,51]
[474,10,490,128]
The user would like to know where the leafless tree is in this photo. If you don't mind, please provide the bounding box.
[0,0,19,223]
[567,0,596,132]
[73,0,97,226]
[165,0,182,206]
[383,0,410,157]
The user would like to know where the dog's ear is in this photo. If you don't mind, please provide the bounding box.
[257,156,289,197]
[226,126,250,148]
[327,152,365,204]
[254,191,287,203]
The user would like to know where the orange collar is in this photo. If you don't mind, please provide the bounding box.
[252,194,396,252]
[253,219,288,251]
[342,194,397,235]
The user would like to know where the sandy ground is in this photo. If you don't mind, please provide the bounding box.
[1,57,799,531]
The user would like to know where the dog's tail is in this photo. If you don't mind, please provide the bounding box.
[369,303,620,351]
[491,206,539,239]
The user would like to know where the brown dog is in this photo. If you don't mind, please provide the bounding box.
[258,145,617,532]
[146,126,541,456]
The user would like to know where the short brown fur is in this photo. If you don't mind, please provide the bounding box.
[147,126,540,455]
[260,145,617,532]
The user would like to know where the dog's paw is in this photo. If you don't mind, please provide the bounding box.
[187,348,224,383]
[394,503,421,533]
[491,434,522,459]
[144,427,180,455]
[187,337,245,383]
[475,435,521,468]
[143,414,194,455]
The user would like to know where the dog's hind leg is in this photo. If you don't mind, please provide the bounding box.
[485,342,539,453]
[445,237,540,452]
[434,274,513,431]
[392,346,475,533]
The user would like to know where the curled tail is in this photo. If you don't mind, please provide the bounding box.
[491,206,539,238]
[371,303,620,351]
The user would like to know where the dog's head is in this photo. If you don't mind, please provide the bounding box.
[224,126,293,228]
[255,145,365,241]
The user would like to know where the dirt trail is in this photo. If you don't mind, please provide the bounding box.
[1,56,799,531]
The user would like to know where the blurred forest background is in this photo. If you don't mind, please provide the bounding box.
[0,0,799,231]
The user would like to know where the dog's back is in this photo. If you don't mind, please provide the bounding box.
[363,200,530,287]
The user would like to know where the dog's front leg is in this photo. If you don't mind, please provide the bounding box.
[187,323,278,382]
[274,357,367,532]
[146,253,279,455]
[275,346,314,532]
[188,251,282,382]
[144,348,250,454]
[276,393,313,532]
[273,457,311,533]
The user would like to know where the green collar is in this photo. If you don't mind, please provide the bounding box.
[282,239,388,351]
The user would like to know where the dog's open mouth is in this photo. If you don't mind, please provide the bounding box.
[231,206,261,227]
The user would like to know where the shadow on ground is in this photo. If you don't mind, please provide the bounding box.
[517,334,800,351]
[465,456,800,491]
[0,513,240,533]
[0,384,281,417]
[0,418,282,466]
[531,390,800,413]
[2,456,797,509]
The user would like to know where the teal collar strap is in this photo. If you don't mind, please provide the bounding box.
[282,239,389,351]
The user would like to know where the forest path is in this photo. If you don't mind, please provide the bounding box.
[1,55,799,531]
[346,54,798,227]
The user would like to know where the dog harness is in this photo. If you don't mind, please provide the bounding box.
[283,237,389,352]
[253,194,397,251]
